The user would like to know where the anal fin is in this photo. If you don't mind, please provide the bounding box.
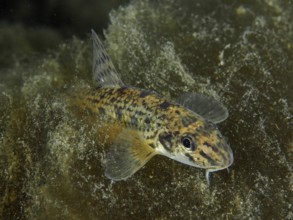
[105,129,156,181]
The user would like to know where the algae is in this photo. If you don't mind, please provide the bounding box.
[0,0,292,219]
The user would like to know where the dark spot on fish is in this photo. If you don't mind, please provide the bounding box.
[181,115,197,127]
[144,117,151,124]
[117,87,128,94]
[99,93,106,99]
[95,85,102,90]
[159,132,173,152]
[98,107,105,115]
[146,152,152,157]
[212,146,219,153]
[204,141,219,152]
[131,117,138,126]
[173,131,180,136]
[106,89,114,96]
[159,101,171,109]
[149,143,155,149]
[138,111,144,116]
[203,142,212,148]
[115,108,123,119]
[216,149,226,161]
[199,151,216,166]
[185,153,195,162]
[142,99,147,106]
[92,99,100,104]
[140,90,152,98]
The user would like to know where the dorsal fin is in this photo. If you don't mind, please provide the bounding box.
[176,93,228,124]
[91,29,125,87]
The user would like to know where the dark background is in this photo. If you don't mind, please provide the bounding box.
[0,0,130,38]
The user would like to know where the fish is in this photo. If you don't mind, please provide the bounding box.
[79,30,233,184]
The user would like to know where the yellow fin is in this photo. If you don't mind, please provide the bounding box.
[105,129,156,181]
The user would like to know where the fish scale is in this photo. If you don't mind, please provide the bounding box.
[83,87,168,138]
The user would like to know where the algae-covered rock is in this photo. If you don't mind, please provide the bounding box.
[0,0,292,219]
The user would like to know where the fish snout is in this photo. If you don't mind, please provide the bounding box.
[207,141,233,170]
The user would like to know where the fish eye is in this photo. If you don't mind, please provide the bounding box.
[181,135,196,151]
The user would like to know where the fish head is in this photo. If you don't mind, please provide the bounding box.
[158,113,233,175]
[174,118,233,172]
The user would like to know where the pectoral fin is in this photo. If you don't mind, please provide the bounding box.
[176,93,228,124]
[105,129,156,181]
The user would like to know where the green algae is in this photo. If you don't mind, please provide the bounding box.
[0,0,292,219]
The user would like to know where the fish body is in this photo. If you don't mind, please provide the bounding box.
[81,30,233,184]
